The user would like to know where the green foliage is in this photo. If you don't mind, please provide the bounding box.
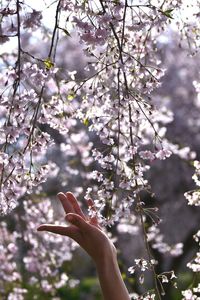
[61,28,71,37]
[83,118,89,126]
[67,91,75,101]
[44,58,54,70]
[160,9,174,19]
[57,277,102,300]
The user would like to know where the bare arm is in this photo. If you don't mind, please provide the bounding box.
[95,251,131,300]
[37,192,130,300]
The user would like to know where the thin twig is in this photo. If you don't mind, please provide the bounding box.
[48,0,61,58]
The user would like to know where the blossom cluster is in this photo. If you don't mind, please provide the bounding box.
[182,284,200,300]
[0,196,77,298]
[184,161,200,206]
[183,161,200,298]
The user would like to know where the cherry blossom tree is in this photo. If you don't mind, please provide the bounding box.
[0,0,200,299]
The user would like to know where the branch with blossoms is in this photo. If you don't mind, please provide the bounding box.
[0,0,61,213]
[181,161,200,299]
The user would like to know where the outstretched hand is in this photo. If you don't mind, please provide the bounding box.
[37,192,116,264]
[38,192,131,300]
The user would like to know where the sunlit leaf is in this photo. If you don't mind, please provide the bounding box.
[67,91,75,101]
[83,118,89,126]
[44,58,54,70]
[160,8,174,19]
[62,28,71,37]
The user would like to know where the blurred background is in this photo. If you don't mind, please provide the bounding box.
[0,1,200,299]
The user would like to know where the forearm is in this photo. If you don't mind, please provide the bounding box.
[95,252,131,300]
[38,193,131,299]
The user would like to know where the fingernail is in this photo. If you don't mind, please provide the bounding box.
[57,192,65,200]
[66,214,73,222]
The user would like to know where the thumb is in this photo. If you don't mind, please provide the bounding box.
[66,213,90,232]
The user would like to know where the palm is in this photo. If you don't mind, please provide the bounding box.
[37,192,114,262]
[38,191,99,232]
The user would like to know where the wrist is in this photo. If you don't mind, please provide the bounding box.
[94,245,117,270]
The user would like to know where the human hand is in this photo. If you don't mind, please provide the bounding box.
[37,192,116,265]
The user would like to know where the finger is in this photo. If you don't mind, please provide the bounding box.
[87,198,98,225]
[57,192,75,215]
[66,213,91,232]
[66,192,86,220]
[37,224,79,239]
